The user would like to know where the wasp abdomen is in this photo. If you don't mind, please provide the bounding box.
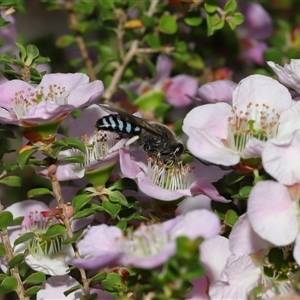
[96,115,141,135]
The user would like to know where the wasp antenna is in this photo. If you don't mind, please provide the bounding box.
[184,150,211,166]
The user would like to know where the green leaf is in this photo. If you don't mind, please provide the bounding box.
[116,220,127,230]
[63,229,84,244]
[144,34,161,49]
[90,272,107,284]
[238,185,252,199]
[118,88,138,102]
[65,138,86,153]
[159,15,178,35]
[140,54,157,77]
[102,201,121,218]
[154,103,171,119]
[26,44,39,65]
[14,232,35,247]
[0,276,18,293]
[224,0,237,12]
[73,194,93,213]
[140,14,156,28]
[264,48,283,65]
[187,54,205,70]
[102,273,125,292]
[27,188,52,198]
[23,272,46,285]
[8,253,25,268]
[134,91,164,111]
[0,245,6,257]
[108,191,129,207]
[56,34,75,48]
[0,274,7,281]
[110,178,138,192]
[72,208,96,220]
[58,156,85,164]
[25,285,42,296]
[0,176,21,187]
[0,211,13,230]
[33,56,51,65]
[44,224,66,238]
[64,284,82,297]
[10,216,24,227]
[183,16,203,27]
[204,0,218,13]
[232,12,244,25]
[16,42,26,60]
[17,148,38,169]
[175,40,187,53]
[224,209,239,227]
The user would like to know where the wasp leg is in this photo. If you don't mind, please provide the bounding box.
[125,135,140,146]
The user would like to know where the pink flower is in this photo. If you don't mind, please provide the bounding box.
[0,73,104,142]
[262,130,300,186]
[37,275,113,299]
[183,74,296,166]
[267,59,300,94]
[198,80,237,105]
[119,148,229,202]
[187,235,230,299]
[0,10,17,54]
[0,200,74,276]
[40,104,124,184]
[237,2,272,65]
[72,209,221,270]
[210,214,296,298]
[248,180,300,259]
[122,54,198,107]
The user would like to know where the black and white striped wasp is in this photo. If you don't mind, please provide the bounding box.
[95,104,184,165]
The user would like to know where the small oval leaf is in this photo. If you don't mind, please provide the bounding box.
[14,232,35,247]
[0,211,13,230]
[27,188,52,198]
[0,176,21,187]
[44,224,66,238]
[8,253,25,267]
[159,15,177,35]
[72,194,93,213]
[23,272,46,285]
[0,276,18,293]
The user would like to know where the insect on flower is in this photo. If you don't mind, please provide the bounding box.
[95,104,184,165]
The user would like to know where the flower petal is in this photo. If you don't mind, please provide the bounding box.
[186,128,240,166]
[229,214,271,256]
[165,75,198,107]
[198,80,237,105]
[262,131,300,185]
[233,74,292,115]
[170,209,221,240]
[247,181,298,246]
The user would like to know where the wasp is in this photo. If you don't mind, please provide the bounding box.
[95,105,184,164]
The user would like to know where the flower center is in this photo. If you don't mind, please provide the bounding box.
[253,246,299,297]
[147,158,194,190]
[72,130,117,170]
[121,224,168,258]
[227,102,280,153]
[22,211,64,257]
[11,84,67,119]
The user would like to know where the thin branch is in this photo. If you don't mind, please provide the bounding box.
[115,9,126,60]
[64,0,96,81]
[49,173,90,298]
[137,46,175,54]
[103,0,159,102]
[0,202,28,300]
